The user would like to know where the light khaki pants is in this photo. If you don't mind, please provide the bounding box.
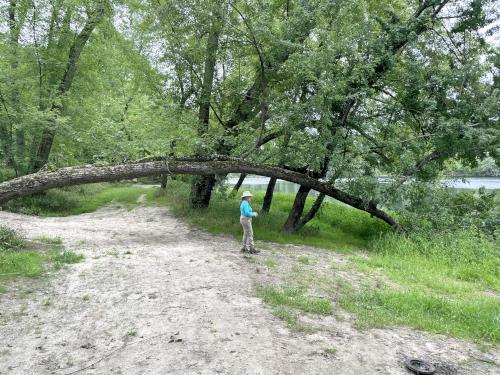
[240,216,254,250]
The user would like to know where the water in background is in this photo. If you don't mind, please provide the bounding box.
[228,176,500,195]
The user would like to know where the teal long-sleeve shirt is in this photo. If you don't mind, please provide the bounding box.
[240,200,254,217]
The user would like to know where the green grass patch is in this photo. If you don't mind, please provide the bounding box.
[323,347,337,355]
[0,226,83,287]
[145,180,389,252]
[344,230,500,343]
[340,287,500,343]
[50,250,84,270]
[0,226,43,278]
[34,236,63,245]
[365,231,500,291]
[3,183,147,216]
[0,226,25,250]
[273,306,298,326]
[271,306,313,331]
[257,286,333,315]
[297,255,309,264]
[263,258,277,268]
[0,251,45,278]
[351,230,500,299]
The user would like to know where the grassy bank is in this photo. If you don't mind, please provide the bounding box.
[341,230,499,343]
[2,181,499,343]
[144,180,389,252]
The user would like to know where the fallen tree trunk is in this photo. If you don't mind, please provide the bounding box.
[0,157,403,230]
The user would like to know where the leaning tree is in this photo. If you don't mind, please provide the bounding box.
[0,0,498,234]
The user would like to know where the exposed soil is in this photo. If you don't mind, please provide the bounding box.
[0,203,498,374]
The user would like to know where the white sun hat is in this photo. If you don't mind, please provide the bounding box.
[241,191,253,198]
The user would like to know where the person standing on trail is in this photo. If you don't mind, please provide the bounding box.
[240,191,260,254]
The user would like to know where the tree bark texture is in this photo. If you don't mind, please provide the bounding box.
[261,177,277,213]
[189,175,216,209]
[160,174,168,190]
[189,20,221,208]
[283,186,311,232]
[294,193,326,231]
[261,133,290,213]
[230,173,247,196]
[0,157,403,231]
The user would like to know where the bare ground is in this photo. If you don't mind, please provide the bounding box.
[0,204,498,375]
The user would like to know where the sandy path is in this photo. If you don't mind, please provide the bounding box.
[0,205,498,375]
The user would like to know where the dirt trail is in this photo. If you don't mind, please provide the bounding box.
[0,205,498,374]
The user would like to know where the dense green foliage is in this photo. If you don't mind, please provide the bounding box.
[391,182,500,235]
[0,0,498,230]
[447,157,500,177]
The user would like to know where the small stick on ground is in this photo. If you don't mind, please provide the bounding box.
[63,332,172,375]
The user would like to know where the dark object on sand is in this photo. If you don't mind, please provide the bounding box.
[405,359,436,374]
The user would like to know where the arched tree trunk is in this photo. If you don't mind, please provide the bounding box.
[0,157,404,231]
[261,177,277,213]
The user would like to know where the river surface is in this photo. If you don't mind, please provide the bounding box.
[227,176,500,194]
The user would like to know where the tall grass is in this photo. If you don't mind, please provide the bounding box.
[145,180,389,252]
[340,287,500,343]
[366,230,500,291]
[343,230,500,343]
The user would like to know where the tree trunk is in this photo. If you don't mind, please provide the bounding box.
[283,186,311,233]
[15,128,25,172]
[261,177,277,213]
[31,2,106,172]
[230,173,246,197]
[1,0,27,174]
[189,19,220,209]
[283,141,330,233]
[0,157,403,231]
[294,193,325,232]
[160,174,168,190]
[0,118,14,168]
[189,175,217,209]
[9,1,27,171]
